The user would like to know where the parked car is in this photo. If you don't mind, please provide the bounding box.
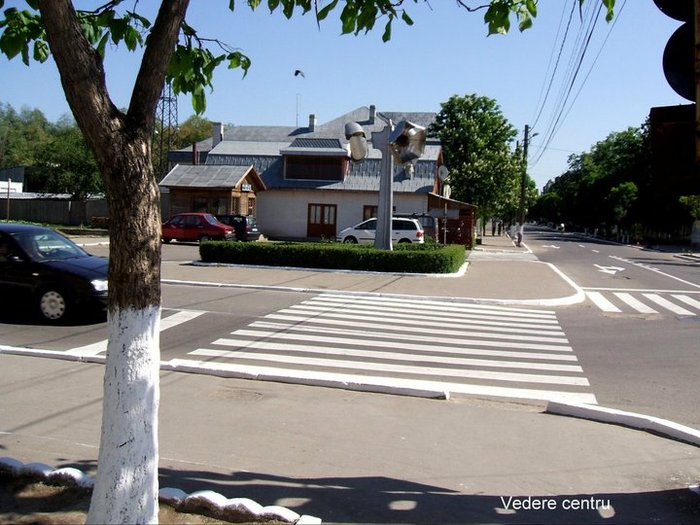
[215,215,262,241]
[395,213,438,241]
[0,223,108,322]
[162,213,235,243]
[338,217,424,244]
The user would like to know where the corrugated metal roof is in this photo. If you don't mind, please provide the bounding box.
[160,165,253,188]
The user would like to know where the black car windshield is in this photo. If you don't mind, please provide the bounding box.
[204,214,220,225]
[14,231,89,262]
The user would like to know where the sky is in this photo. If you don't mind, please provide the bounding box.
[0,0,690,189]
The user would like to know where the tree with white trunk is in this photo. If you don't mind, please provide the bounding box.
[0,1,615,522]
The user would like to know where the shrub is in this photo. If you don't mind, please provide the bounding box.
[199,241,466,274]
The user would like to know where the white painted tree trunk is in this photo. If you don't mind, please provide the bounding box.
[87,306,161,525]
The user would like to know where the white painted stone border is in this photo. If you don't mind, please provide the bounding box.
[0,457,321,524]
[546,401,700,447]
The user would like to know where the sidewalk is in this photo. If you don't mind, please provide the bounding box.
[160,233,582,306]
[1,353,700,524]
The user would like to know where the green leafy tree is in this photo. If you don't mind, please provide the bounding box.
[175,114,212,149]
[0,102,53,168]
[679,195,700,220]
[429,93,522,231]
[0,1,616,522]
[537,125,648,231]
[33,119,102,199]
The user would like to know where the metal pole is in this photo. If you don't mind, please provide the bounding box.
[372,125,394,250]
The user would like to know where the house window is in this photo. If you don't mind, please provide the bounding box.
[363,206,378,221]
[285,156,344,181]
[248,197,256,216]
[192,197,208,212]
[363,205,395,221]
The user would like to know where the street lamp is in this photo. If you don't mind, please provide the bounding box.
[346,117,427,250]
[344,122,368,161]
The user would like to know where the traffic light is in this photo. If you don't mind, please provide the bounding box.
[655,0,694,101]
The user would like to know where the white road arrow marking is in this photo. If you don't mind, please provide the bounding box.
[594,264,625,275]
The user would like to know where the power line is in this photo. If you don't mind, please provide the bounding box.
[530,0,625,168]
[531,1,576,130]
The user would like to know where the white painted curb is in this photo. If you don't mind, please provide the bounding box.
[546,401,700,447]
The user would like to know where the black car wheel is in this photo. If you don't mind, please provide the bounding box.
[343,236,358,244]
[37,288,69,321]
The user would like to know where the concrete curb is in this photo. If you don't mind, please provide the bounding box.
[546,401,700,447]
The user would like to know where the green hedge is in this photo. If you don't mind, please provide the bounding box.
[199,241,466,274]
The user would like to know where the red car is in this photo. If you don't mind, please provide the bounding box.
[162,213,235,243]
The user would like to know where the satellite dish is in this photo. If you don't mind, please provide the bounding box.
[438,166,449,181]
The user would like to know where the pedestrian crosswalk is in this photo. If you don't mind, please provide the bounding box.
[584,289,700,316]
[176,294,597,404]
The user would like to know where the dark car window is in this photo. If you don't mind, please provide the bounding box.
[13,231,87,262]
[360,219,377,230]
[393,220,417,231]
[184,215,201,226]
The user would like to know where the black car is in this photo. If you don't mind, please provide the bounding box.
[215,215,262,241]
[0,223,108,322]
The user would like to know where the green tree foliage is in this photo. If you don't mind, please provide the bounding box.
[0,103,102,198]
[33,118,102,199]
[429,94,524,224]
[534,125,650,230]
[175,114,213,148]
[0,102,52,167]
[679,195,700,220]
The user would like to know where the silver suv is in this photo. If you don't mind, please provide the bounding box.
[338,217,425,244]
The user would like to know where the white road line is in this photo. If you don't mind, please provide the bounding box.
[315,294,557,317]
[249,322,576,357]
[610,255,700,289]
[211,336,583,373]
[166,358,598,404]
[268,312,569,344]
[228,329,579,365]
[613,293,658,314]
[190,348,590,386]
[66,310,205,357]
[585,291,621,313]
[294,303,563,330]
[672,294,700,310]
[643,294,695,316]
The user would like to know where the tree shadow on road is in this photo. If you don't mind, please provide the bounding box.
[157,468,700,524]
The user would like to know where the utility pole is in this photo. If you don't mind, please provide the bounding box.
[519,125,531,227]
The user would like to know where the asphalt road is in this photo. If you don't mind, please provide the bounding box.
[524,228,700,428]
